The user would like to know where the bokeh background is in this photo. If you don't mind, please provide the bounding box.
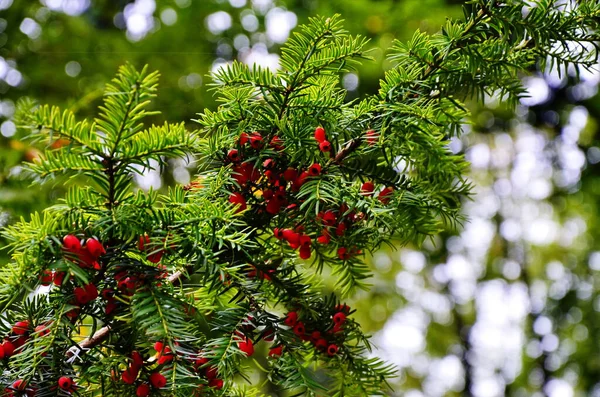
[1,1,599,396]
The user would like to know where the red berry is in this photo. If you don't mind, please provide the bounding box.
[319,140,332,152]
[283,168,298,181]
[269,346,283,357]
[238,336,254,356]
[327,344,339,356]
[84,283,98,301]
[378,187,394,204]
[361,181,375,195]
[282,229,300,245]
[239,132,249,145]
[310,331,321,343]
[205,366,218,380]
[321,210,336,226]
[138,235,150,251]
[299,235,312,248]
[227,149,240,162]
[153,341,164,353]
[208,378,224,389]
[229,192,247,212]
[12,320,29,335]
[249,132,263,149]
[34,323,50,337]
[314,127,326,143]
[53,271,66,286]
[293,322,306,337]
[366,129,378,145]
[136,383,151,397]
[195,356,209,368]
[3,341,15,357]
[335,222,347,236]
[149,372,167,389]
[11,380,26,391]
[317,230,331,245]
[266,199,283,215]
[85,238,106,258]
[292,171,309,191]
[333,312,347,325]
[263,329,275,342]
[315,338,327,351]
[40,270,53,286]
[284,311,298,327]
[58,376,73,391]
[131,351,144,369]
[337,247,350,260]
[0,344,4,360]
[121,367,137,384]
[270,135,284,150]
[63,235,81,252]
[273,228,285,240]
[308,163,321,176]
[263,158,275,169]
[299,246,311,259]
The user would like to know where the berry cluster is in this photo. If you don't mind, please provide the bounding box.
[120,350,167,396]
[222,126,393,263]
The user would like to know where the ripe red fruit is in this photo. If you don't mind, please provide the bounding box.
[292,171,309,191]
[263,158,275,169]
[12,320,29,335]
[227,149,240,162]
[273,228,285,240]
[284,311,298,327]
[136,383,151,397]
[333,312,347,325]
[269,345,283,357]
[366,129,378,145]
[11,380,26,392]
[121,367,137,384]
[327,344,339,356]
[310,331,321,343]
[299,235,312,248]
[53,271,66,286]
[282,229,300,245]
[157,346,173,364]
[317,230,331,245]
[238,337,255,356]
[266,199,283,215]
[319,140,332,152]
[195,356,209,368]
[293,322,306,337]
[338,247,350,260]
[40,270,53,286]
[208,378,224,389]
[314,127,326,143]
[149,372,167,389]
[299,246,311,259]
[315,338,327,351]
[63,235,81,252]
[270,135,284,150]
[335,222,347,236]
[361,181,375,195]
[153,341,164,353]
[229,192,247,212]
[85,238,106,258]
[283,168,298,181]
[205,366,218,380]
[378,187,394,204]
[0,344,4,360]
[308,163,322,176]
[321,210,336,226]
[131,351,144,369]
[263,329,275,342]
[239,132,249,145]
[249,132,263,149]
[34,324,50,337]
[3,340,15,357]
[58,377,73,391]
[84,283,98,300]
